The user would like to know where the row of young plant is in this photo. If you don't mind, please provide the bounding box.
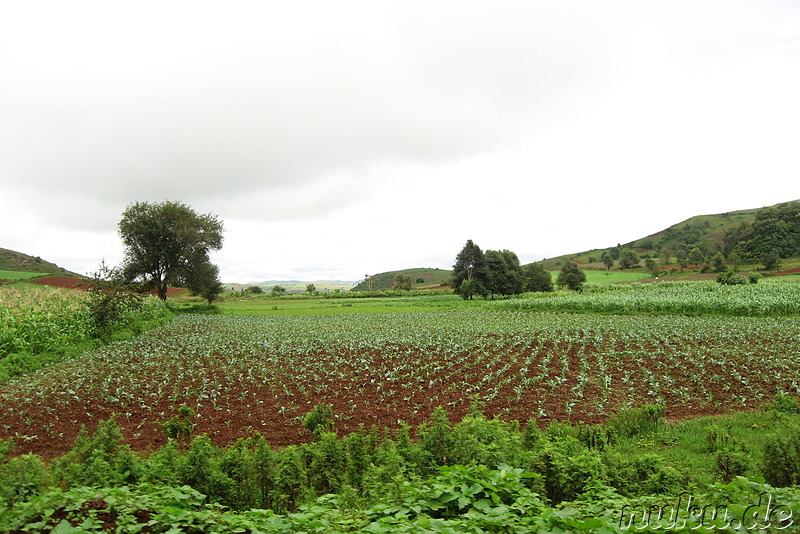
[492,280,800,316]
[3,311,799,455]
[0,285,172,382]
[2,402,800,532]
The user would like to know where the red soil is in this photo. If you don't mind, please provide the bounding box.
[27,276,90,290]
[25,276,188,297]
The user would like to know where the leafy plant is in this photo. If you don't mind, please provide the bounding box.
[163,404,196,442]
[302,404,335,439]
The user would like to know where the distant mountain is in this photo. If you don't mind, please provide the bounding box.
[0,247,78,275]
[225,280,358,294]
[352,267,452,291]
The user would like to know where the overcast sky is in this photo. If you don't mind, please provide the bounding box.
[2,1,799,283]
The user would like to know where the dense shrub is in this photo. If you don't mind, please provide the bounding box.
[762,427,800,487]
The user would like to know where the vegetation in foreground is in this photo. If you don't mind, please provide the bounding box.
[1,400,799,532]
[0,283,172,383]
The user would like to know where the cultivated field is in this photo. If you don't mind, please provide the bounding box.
[3,310,799,458]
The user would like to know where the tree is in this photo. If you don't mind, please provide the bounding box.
[761,251,782,271]
[306,283,317,294]
[601,252,614,273]
[186,260,224,304]
[118,201,224,300]
[271,285,287,297]
[618,248,640,270]
[556,261,586,291]
[659,248,671,271]
[246,286,264,294]
[688,246,705,268]
[393,273,413,290]
[451,240,488,300]
[364,274,375,291]
[522,263,553,292]
[645,258,659,277]
[711,252,726,272]
[484,249,523,297]
[727,251,741,271]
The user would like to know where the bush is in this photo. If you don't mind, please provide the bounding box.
[302,404,335,439]
[762,428,800,487]
[162,404,196,442]
[0,454,50,504]
[531,436,606,503]
[715,448,750,483]
[716,268,748,285]
[772,392,800,414]
[51,417,142,488]
[606,404,665,440]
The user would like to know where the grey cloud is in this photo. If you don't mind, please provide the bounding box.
[1,2,623,233]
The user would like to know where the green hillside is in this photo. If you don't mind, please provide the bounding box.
[0,247,74,275]
[539,200,797,270]
[352,267,452,291]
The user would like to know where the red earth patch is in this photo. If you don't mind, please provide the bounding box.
[27,276,90,290]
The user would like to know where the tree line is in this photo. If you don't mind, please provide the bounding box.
[450,240,586,299]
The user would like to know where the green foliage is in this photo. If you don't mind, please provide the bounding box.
[271,284,287,297]
[85,261,144,339]
[119,200,224,300]
[51,417,142,488]
[4,407,800,532]
[531,435,607,503]
[606,404,665,440]
[302,403,335,439]
[726,201,800,261]
[309,432,347,495]
[556,261,586,291]
[601,251,615,271]
[644,257,658,277]
[416,406,455,470]
[762,251,782,271]
[714,448,750,484]
[393,273,413,291]
[521,262,553,292]
[484,249,523,297]
[451,240,489,300]
[0,454,50,504]
[186,260,224,304]
[762,427,800,487]
[772,391,800,414]
[180,435,237,506]
[618,247,640,270]
[367,463,546,527]
[494,280,800,316]
[162,404,196,442]
[716,267,748,285]
[604,452,687,496]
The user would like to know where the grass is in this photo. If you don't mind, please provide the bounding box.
[574,270,652,284]
[212,294,485,315]
[0,270,49,281]
[617,408,795,487]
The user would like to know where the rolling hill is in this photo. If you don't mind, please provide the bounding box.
[351,267,452,291]
[0,247,77,276]
[539,200,799,270]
